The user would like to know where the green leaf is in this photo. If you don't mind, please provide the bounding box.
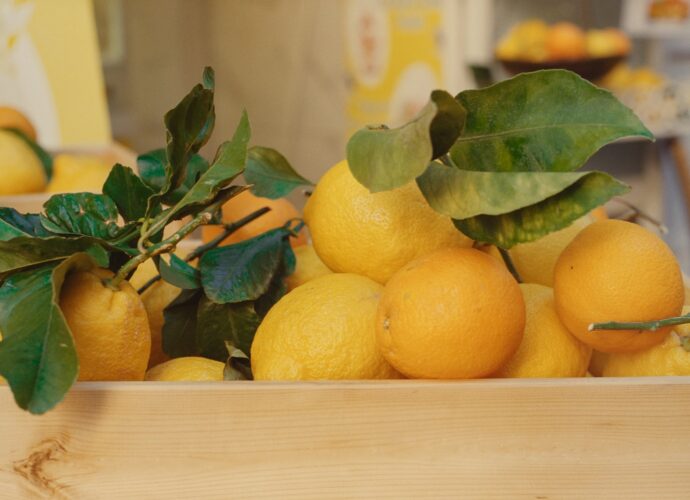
[245,146,312,199]
[159,253,200,290]
[41,193,124,239]
[417,166,630,248]
[162,289,202,358]
[164,111,250,222]
[0,253,95,414]
[202,66,215,90]
[223,344,253,380]
[3,128,53,179]
[102,164,156,222]
[0,237,108,277]
[138,149,210,204]
[196,297,261,360]
[199,227,290,304]
[346,90,466,192]
[163,79,215,195]
[0,208,49,240]
[449,70,653,173]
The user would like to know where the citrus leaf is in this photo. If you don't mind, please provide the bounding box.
[162,289,202,358]
[138,149,210,203]
[164,111,249,222]
[223,345,253,380]
[196,297,261,360]
[0,237,108,277]
[103,164,156,222]
[41,193,125,239]
[450,70,653,173]
[3,127,53,179]
[346,90,466,192]
[448,172,629,248]
[158,253,200,290]
[163,76,215,195]
[0,253,95,414]
[199,227,290,304]
[202,66,215,90]
[0,208,49,240]
[245,146,312,199]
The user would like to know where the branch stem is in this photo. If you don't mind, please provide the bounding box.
[590,313,690,332]
[498,247,522,283]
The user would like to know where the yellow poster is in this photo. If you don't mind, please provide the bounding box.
[0,0,111,148]
[344,0,466,136]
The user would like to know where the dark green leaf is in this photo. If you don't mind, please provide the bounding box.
[41,193,124,239]
[245,146,312,199]
[103,164,156,222]
[202,66,215,90]
[0,253,95,414]
[163,79,215,195]
[159,253,200,289]
[0,237,108,277]
[138,149,210,204]
[199,227,289,304]
[164,112,249,222]
[450,70,653,173]
[445,171,630,248]
[223,344,253,380]
[0,208,49,240]
[196,297,261,360]
[3,128,53,179]
[346,90,466,192]
[162,289,202,358]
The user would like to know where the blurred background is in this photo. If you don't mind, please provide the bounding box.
[1,0,689,268]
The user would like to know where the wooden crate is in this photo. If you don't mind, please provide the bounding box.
[2,378,690,498]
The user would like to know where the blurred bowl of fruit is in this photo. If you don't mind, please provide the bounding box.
[0,106,136,213]
[496,20,631,81]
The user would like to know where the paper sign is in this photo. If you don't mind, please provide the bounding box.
[0,0,111,148]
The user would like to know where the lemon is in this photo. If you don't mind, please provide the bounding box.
[0,129,47,195]
[554,220,684,353]
[509,214,594,286]
[376,247,525,379]
[0,106,37,140]
[46,154,112,193]
[59,268,151,380]
[493,284,591,378]
[141,280,181,368]
[304,160,472,284]
[145,357,225,381]
[285,244,332,291]
[251,273,400,380]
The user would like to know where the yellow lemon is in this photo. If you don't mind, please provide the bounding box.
[59,268,151,381]
[251,273,399,380]
[493,284,591,378]
[145,357,225,381]
[304,160,472,284]
[285,244,332,291]
[554,220,684,353]
[0,129,47,195]
[46,154,112,193]
[141,280,181,368]
[509,214,595,287]
[376,247,525,379]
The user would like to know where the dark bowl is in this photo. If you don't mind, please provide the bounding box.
[498,55,626,82]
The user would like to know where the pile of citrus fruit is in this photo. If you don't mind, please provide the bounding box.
[127,159,689,383]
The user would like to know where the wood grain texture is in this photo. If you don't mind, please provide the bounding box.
[2,378,690,499]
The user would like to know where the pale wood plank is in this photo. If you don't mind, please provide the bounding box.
[2,378,690,499]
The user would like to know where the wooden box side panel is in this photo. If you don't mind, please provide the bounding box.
[1,378,690,499]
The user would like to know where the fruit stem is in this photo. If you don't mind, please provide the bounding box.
[498,247,522,283]
[136,206,272,294]
[108,210,213,290]
[589,313,690,332]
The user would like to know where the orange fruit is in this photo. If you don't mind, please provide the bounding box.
[0,106,37,141]
[376,247,525,379]
[201,190,307,247]
[554,220,684,353]
[59,268,151,381]
[546,22,587,60]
